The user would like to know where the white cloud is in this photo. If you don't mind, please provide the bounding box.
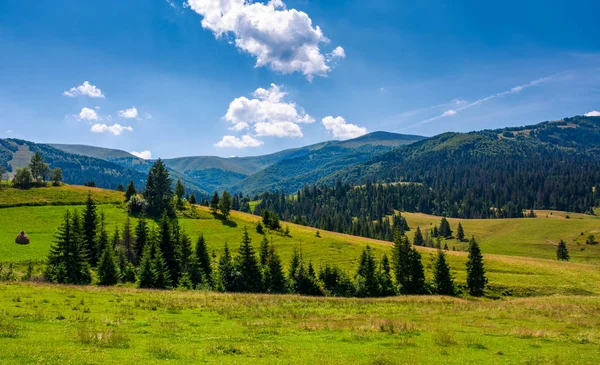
[165,0,176,8]
[185,0,344,80]
[585,110,600,117]
[229,122,250,131]
[224,84,313,138]
[214,135,264,149]
[255,121,303,137]
[130,150,152,159]
[64,81,105,98]
[5,130,13,134]
[144,112,152,119]
[79,107,99,121]
[90,123,133,136]
[322,116,367,140]
[118,106,139,119]
[411,75,554,128]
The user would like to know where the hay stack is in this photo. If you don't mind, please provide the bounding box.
[15,231,30,245]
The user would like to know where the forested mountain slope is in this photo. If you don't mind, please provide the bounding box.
[319,116,600,217]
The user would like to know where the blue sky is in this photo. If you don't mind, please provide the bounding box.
[0,0,599,158]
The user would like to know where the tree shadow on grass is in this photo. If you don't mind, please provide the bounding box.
[213,213,237,228]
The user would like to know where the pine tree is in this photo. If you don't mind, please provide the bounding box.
[152,247,171,289]
[45,211,91,285]
[210,192,220,214]
[143,159,174,217]
[124,180,137,202]
[218,243,236,291]
[259,236,270,267]
[456,222,465,242]
[97,212,109,262]
[122,262,137,283]
[264,246,287,293]
[406,248,426,294]
[121,217,135,264]
[434,250,455,296]
[439,217,452,238]
[556,240,570,261]
[137,244,155,289]
[256,222,265,235]
[177,272,193,290]
[232,194,240,211]
[195,234,212,285]
[219,191,232,219]
[134,218,148,265]
[379,254,395,296]
[189,194,197,205]
[235,228,262,292]
[158,211,178,286]
[413,226,424,246]
[82,192,98,265]
[466,237,487,296]
[392,231,412,291]
[186,253,203,288]
[356,246,380,297]
[174,178,186,208]
[97,243,120,286]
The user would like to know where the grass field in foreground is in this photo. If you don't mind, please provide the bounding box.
[0,282,599,364]
[0,184,124,208]
[2,204,600,296]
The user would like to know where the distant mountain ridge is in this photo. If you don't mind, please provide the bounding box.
[48,131,424,194]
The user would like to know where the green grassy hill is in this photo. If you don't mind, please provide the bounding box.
[2,185,600,297]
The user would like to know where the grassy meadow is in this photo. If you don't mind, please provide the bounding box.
[0,282,599,364]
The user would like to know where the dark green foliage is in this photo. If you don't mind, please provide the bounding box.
[232,194,240,211]
[97,243,119,286]
[406,248,426,294]
[137,244,155,289]
[210,192,220,214]
[466,237,487,296]
[12,167,33,189]
[189,194,197,205]
[51,167,63,186]
[413,226,424,246]
[218,243,236,292]
[177,272,193,290]
[82,192,98,265]
[152,246,171,290]
[134,219,148,265]
[219,190,232,218]
[116,184,125,192]
[259,236,269,267]
[556,240,570,261]
[439,217,452,238]
[143,159,174,217]
[434,250,455,296]
[122,262,137,283]
[174,178,186,205]
[158,211,178,286]
[45,211,91,285]
[456,222,465,242]
[319,265,355,297]
[392,232,412,290]
[379,254,396,296]
[234,228,262,292]
[119,217,135,264]
[29,151,50,183]
[586,235,597,245]
[355,246,380,297]
[125,180,137,202]
[256,222,264,235]
[263,246,287,294]
[261,209,281,230]
[288,249,322,296]
[195,234,212,286]
[96,213,109,263]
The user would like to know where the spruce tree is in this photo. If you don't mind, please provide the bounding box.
[379,254,395,296]
[134,218,148,265]
[82,192,98,265]
[235,228,262,292]
[406,248,426,294]
[556,240,570,261]
[392,231,412,291]
[195,234,212,285]
[152,247,171,289]
[232,194,240,211]
[259,236,270,267]
[186,253,203,288]
[210,192,220,214]
[143,159,174,217]
[137,244,155,289]
[434,250,455,296]
[456,222,465,242]
[97,243,120,286]
[125,180,137,202]
[413,226,424,246]
[256,222,265,235]
[218,243,236,291]
[97,212,109,263]
[45,211,91,285]
[174,178,186,208]
[356,246,380,297]
[439,217,452,238]
[158,211,178,286]
[466,237,487,296]
[122,262,137,283]
[219,191,233,218]
[121,217,135,264]
[264,246,287,293]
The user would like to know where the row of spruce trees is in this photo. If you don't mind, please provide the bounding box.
[44,194,488,297]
